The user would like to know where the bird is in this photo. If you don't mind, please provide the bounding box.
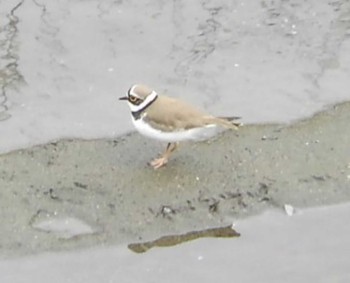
[119,84,241,169]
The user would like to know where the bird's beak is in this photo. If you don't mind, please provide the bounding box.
[119,96,128,101]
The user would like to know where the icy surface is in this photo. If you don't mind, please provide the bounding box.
[1,203,350,283]
[1,0,350,153]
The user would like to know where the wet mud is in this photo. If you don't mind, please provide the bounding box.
[0,102,349,257]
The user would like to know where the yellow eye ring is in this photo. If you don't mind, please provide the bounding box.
[129,96,138,102]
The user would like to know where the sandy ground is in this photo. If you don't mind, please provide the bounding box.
[0,102,349,258]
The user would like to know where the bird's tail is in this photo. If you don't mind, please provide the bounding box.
[216,116,241,130]
[204,116,241,130]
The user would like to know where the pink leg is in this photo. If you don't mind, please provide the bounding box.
[150,142,178,169]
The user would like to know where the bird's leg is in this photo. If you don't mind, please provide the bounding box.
[150,142,178,169]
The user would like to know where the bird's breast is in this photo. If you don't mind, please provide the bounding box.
[132,116,221,142]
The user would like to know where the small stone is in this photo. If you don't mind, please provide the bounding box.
[284,204,294,216]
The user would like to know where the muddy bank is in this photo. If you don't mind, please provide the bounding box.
[0,102,349,257]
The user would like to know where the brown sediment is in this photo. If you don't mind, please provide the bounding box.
[128,225,240,253]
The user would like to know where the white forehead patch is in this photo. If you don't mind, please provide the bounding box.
[128,85,141,99]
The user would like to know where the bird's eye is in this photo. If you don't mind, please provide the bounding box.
[129,96,138,103]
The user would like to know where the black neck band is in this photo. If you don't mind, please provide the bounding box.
[131,95,158,120]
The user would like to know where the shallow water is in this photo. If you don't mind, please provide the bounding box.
[1,203,350,283]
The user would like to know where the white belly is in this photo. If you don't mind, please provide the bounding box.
[132,117,221,142]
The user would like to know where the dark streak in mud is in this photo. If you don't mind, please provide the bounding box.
[128,225,240,253]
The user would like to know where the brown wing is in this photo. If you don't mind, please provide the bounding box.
[144,95,213,132]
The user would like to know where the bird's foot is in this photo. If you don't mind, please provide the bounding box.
[150,157,168,169]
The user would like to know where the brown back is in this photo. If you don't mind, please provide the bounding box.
[144,95,215,131]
